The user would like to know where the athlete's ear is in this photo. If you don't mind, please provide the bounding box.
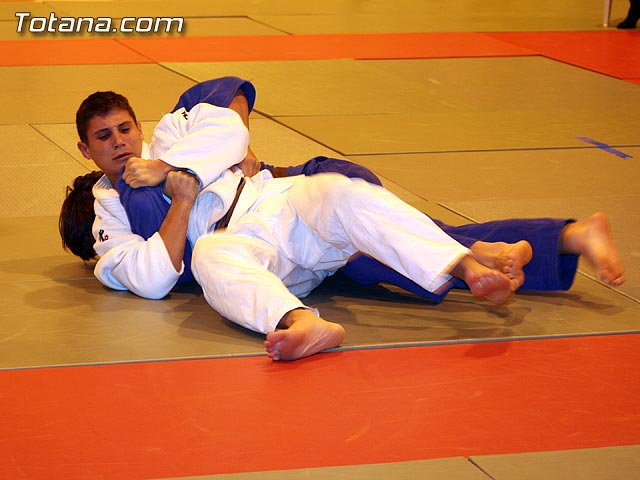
[77,141,92,160]
[138,122,144,140]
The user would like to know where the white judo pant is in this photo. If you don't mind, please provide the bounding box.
[191,173,469,333]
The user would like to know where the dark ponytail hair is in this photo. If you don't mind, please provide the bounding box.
[59,171,103,260]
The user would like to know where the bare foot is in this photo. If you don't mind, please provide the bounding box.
[264,309,345,361]
[450,255,513,305]
[471,240,533,291]
[561,212,625,286]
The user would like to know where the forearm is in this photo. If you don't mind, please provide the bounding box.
[227,90,250,129]
[228,91,260,176]
[122,158,177,188]
[158,198,193,272]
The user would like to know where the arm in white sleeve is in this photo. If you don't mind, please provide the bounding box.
[92,188,181,299]
[150,103,250,187]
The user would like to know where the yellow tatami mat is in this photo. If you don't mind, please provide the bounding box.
[158,447,640,479]
[2,47,638,369]
[163,59,449,117]
[159,457,489,480]
[471,445,640,480]
[164,57,640,156]
[251,2,631,33]
[2,211,637,370]
[0,64,194,124]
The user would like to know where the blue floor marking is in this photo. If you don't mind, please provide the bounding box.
[577,137,633,159]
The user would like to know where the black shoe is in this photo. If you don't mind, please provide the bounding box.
[617,17,639,28]
[618,2,640,29]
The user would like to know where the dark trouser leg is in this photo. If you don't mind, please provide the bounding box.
[618,0,640,28]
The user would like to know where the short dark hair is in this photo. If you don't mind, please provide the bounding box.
[76,91,138,143]
[59,171,104,260]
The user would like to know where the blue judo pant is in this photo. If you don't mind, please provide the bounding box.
[117,77,579,301]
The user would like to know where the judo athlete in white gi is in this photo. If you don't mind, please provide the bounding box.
[74,91,527,361]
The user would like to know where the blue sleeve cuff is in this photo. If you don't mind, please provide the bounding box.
[171,76,256,113]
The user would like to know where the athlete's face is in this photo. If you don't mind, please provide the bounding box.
[77,108,144,181]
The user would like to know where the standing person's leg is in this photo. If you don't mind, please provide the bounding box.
[618,0,640,28]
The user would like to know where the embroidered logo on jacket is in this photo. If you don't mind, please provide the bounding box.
[98,229,109,242]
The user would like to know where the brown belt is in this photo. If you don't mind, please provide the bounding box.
[214,176,246,231]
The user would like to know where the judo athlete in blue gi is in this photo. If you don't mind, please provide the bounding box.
[62,78,625,361]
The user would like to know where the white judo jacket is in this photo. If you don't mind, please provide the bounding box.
[92,103,253,299]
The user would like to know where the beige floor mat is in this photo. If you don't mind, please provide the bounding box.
[253,2,630,33]
[314,269,640,347]
[3,210,638,370]
[3,64,637,368]
[2,25,637,368]
[0,64,194,124]
[353,147,640,204]
[44,0,351,18]
[163,57,639,155]
[0,125,88,218]
[158,457,490,480]
[0,216,93,283]
[471,445,640,480]
[369,57,640,112]
[0,2,54,21]
[163,59,457,117]
[0,278,265,370]
[279,107,638,155]
[165,57,640,117]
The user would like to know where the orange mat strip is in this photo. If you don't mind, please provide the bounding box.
[119,32,533,62]
[0,39,151,66]
[1,334,639,479]
[0,32,533,67]
[2,32,639,82]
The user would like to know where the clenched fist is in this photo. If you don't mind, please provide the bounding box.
[122,158,172,188]
[163,170,199,205]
